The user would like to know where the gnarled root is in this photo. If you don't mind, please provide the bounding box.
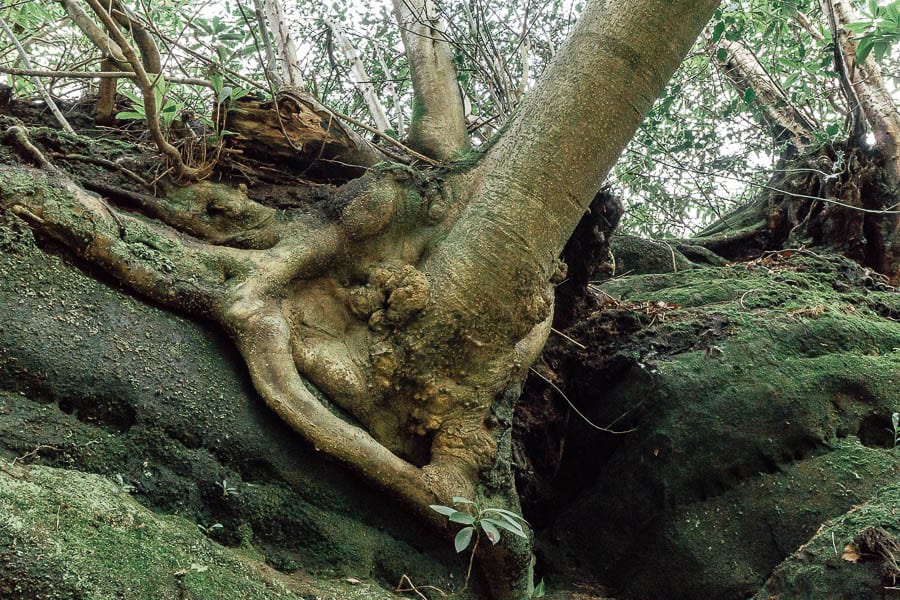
[1,125,539,597]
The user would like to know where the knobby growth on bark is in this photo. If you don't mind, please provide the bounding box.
[1,0,717,596]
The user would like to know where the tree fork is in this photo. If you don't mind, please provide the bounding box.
[1,0,726,596]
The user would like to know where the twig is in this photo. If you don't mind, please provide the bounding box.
[396,574,447,599]
[0,66,210,88]
[633,151,900,215]
[50,152,151,187]
[331,107,437,165]
[463,532,480,591]
[550,327,586,349]
[0,15,74,134]
[738,288,760,310]
[11,444,61,466]
[529,367,637,434]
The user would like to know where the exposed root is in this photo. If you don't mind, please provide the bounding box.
[1,125,540,598]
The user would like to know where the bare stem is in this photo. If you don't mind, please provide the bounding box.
[82,0,205,179]
[0,15,74,134]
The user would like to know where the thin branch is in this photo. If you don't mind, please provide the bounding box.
[0,15,74,134]
[252,0,281,86]
[0,66,211,87]
[57,0,126,64]
[822,0,867,145]
[261,0,304,87]
[529,367,637,434]
[82,0,204,179]
[324,18,391,132]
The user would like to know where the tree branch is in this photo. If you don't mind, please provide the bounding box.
[82,0,205,179]
[56,0,127,65]
[427,0,720,318]
[823,0,900,186]
[324,18,392,133]
[710,37,816,153]
[0,15,74,134]
[261,0,304,87]
[392,0,469,160]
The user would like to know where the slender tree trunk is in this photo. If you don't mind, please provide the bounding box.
[822,0,900,187]
[711,37,816,152]
[391,0,469,159]
[427,0,720,321]
[325,18,392,133]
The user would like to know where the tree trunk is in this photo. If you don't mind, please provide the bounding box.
[0,1,721,597]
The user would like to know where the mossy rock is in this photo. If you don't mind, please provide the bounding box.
[609,234,696,275]
[751,481,900,600]
[0,462,399,599]
[0,214,470,596]
[539,252,900,599]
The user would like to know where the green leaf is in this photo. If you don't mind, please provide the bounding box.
[115,111,146,121]
[452,496,476,505]
[429,504,456,517]
[743,87,755,104]
[826,123,841,136]
[533,578,546,598]
[712,21,726,43]
[454,527,474,553]
[482,516,527,538]
[481,520,501,544]
[449,511,476,525]
[857,37,874,62]
[483,507,529,524]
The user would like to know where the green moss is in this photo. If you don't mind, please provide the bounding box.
[0,213,471,597]
[0,463,400,599]
[753,478,900,599]
[410,96,428,128]
[549,251,900,599]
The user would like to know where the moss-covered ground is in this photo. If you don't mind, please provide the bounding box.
[0,461,399,599]
[0,209,471,597]
[530,250,899,599]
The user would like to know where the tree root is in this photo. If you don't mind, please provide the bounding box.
[1,124,542,598]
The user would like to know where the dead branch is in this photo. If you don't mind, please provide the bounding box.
[0,15,74,134]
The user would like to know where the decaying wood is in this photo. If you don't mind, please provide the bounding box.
[221,91,384,182]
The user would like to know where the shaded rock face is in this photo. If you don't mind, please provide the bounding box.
[522,251,900,599]
[0,216,468,596]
